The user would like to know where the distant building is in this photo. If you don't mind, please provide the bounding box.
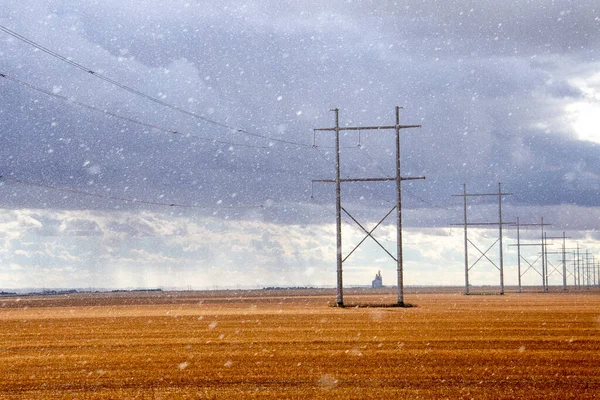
[372,270,383,288]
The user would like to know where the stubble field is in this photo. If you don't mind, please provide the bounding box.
[1,288,599,399]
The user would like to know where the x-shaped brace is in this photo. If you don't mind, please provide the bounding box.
[341,206,397,263]
[468,238,500,271]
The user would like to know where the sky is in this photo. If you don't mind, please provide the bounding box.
[0,0,599,290]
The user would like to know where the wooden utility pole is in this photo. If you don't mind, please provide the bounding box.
[452,183,513,295]
[313,106,423,306]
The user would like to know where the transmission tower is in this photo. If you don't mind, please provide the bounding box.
[576,244,582,289]
[452,183,513,295]
[544,232,571,291]
[509,218,552,292]
[313,106,424,307]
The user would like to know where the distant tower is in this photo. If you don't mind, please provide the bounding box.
[372,270,383,288]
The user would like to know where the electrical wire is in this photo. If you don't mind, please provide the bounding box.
[355,144,393,178]
[0,24,312,149]
[314,145,359,149]
[316,139,443,212]
[403,185,452,211]
[309,193,398,245]
[0,175,264,210]
[311,145,356,179]
[2,25,442,215]
[354,143,448,211]
[309,193,355,228]
[0,73,266,149]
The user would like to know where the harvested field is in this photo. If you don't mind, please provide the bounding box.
[1,288,600,399]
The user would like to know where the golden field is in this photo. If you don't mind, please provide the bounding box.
[1,288,599,399]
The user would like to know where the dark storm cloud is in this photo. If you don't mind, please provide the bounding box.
[1,0,599,228]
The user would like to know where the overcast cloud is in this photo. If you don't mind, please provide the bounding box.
[0,1,599,289]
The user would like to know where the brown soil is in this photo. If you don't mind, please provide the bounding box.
[1,289,599,399]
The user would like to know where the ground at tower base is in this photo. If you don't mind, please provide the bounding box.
[1,287,599,399]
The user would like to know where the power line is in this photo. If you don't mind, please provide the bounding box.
[0,24,312,149]
[354,143,452,211]
[316,142,442,211]
[309,192,359,229]
[0,175,263,210]
[353,144,448,211]
[311,194,401,245]
[403,185,451,211]
[355,144,393,178]
[0,73,266,149]
[311,146,354,179]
